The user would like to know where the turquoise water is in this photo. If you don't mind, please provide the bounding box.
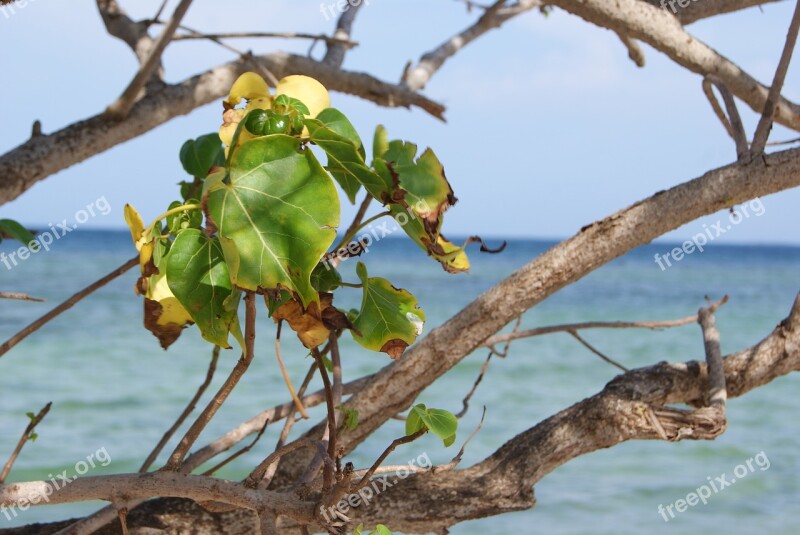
[1,231,798,534]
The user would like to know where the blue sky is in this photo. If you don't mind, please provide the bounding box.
[1,0,798,244]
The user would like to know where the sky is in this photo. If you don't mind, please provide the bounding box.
[0,0,798,244]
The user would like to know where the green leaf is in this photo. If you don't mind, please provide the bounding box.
[28,432,38,442]
[417,407,458,447]
[25,412,35,421]
[204,135,340,307]
[352,525,364,535]
[180,134,224,179]
[351,262,425,358]
[337,405,359,431]
[166,200,203,235]
[372,124,389,162]
[371,525,393,535]
[370,130,468,273]
[166,229,241,348]
[405,404,427,436]
[0,219,35,246]
[305,111,387,204]
[383,143,455,222]
[310,261,342,293]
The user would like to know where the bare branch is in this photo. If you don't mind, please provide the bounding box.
[0,54,444,207]
[703,77,749,159]
[484,295,728,347]
[0,402,52,484]
[323,1,365,67]
[550,0,800,132]
[403,0,540,90]
[567,330,629,372]
[171,30,357,48]
[0,257,138,359]
[163,291,257,472]
[140,346,221,472]
[640,0,784,25]
[106,0,194,119]
[0,292,44,302]
[750,0,800,156]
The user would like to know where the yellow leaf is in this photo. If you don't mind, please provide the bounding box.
[224,72,270,107]
[275,75,330,136]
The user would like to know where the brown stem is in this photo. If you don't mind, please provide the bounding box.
[0,256,138,359]
[140,346,220,472]
[106,0,194,119]
[0,402,52,483]
[162,292,257,471]
[750,0,800,156]
[311,348,337,491]
[352,428,426,492]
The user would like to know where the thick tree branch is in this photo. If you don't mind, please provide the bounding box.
[0,54,444,207]
[105,0,194,119]
[550,0,800,132]
[27,294,797,534]
[640,0,785,25]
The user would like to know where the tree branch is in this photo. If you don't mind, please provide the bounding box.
[0,54,444,207]
[550,0,800,132]
[105,0,194,119]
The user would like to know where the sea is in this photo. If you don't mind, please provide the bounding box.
[0,230,798,534]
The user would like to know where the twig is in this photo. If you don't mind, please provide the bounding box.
[140,346,220,472]
[455,353,493,418]
[767,136,800,146]
[616,32,645,67]
[162,291,257,471]
[704,77,749,159]
[568,330,629,372]
[261,363,318,487]
[698,302,727,410]
[202,418,269,477]
[106,0,194,119]
[433,407,487,473]
[484,296,728,348]
[172,31,357,48]
[323,0,365,67]
[330,334,343,419]
[0,256,138,359]
[330,194,374,256]
[0,402,52,484]
[275,321,310,419]
[311,348,338,491]
[245,437,320,487]
[351,428,427,492]
[0,292,44,302]
[750,0,800,157]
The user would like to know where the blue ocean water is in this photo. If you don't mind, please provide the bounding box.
[0,230,798,534]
